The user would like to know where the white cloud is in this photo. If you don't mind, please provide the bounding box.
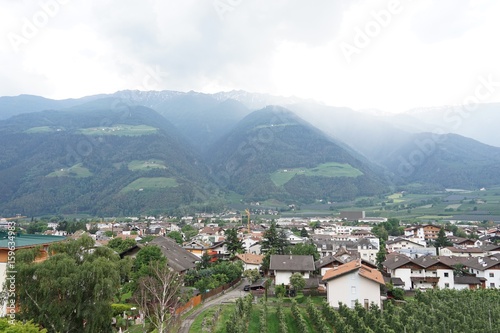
[0,0,499,112]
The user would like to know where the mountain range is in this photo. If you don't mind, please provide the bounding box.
[1,90,499,216]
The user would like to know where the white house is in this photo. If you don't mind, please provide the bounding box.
[322,259,385,309]
[269,255,315,286]
[357,238,378,265]
[386,237,426,252]
[461,255,500,288]
[235,253,264,271]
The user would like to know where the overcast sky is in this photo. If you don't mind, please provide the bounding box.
[1,0,499,113]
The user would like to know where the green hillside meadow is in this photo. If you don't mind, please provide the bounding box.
[271,162,363,186]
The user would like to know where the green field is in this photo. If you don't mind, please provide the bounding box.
[25,126,63,133]
[79,124,158,136]
[47,163,92,178]
[270,162,363,186]
[120,177,178,192]
[127,160,166,171]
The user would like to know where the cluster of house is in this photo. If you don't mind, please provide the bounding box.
[4,214,500,314]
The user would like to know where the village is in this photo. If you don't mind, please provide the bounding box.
[3,209,500,322]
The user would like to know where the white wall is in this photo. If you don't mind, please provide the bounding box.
[392,268,412,290]
[275,271,309,286]
[436,269,454,289]
[326,270,381,309]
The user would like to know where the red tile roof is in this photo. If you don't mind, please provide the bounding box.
[322,259,384,285]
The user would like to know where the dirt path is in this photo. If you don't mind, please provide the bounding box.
[178,279,248,333]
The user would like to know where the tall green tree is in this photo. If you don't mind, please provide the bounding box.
[225,228,244,257]
[261,221,289,255]
[287,242,320,261]
[376,239,387,271]
[16,236,121,333]
[434,227,451,255]
[107,237,136,253]
[167,231,183,245]
[289,273,306,293]
[300,227,309,238]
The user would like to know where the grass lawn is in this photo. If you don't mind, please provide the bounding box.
[127,160,166,171]
[47,163,92,178]
[120,177,178,193]
[270,162,363,186]
[192,296,327,333]
[190,307,218,333]
[79,124,158,136]
[25,126,61,133]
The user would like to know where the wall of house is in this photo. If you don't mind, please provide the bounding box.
[358,248,377,264]
[243,263,260,271]
[359,277,382,308]
[454,283,470,290]
[275,271,293,286]
[326,271,381,309]
[275,271,309,285]
[436,268,454,289]
[326,271,358,308]
[393,268,412,290]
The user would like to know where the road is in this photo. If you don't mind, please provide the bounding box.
[178,279,248,333]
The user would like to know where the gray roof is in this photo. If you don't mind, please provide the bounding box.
[269,255,315,272]
[150,236,200,273]
[315,255,345,269]
[382,254,412,270]
[412,255,442,269]
[454,275,482,285]
[357,238,378,250]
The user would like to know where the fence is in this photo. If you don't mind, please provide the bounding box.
[176,277,241,315]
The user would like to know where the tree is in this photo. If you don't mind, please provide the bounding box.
[376,239,387,271]
[181,225,198,241]
[16,236,121,333]
[225,228,244,257]
[134,261,184,333]
[0,319,47,332]
[107,237,136,253]
[434,227,451,255]
[300,227,309,238]
[287,242,320,261]
[199,251,212,269]
[289,273,306,293]
[167,231,183,245]
[134,245,167,272]
[244,269,261,283]
[261,222,289,255]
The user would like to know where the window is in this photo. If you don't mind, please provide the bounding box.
[364,299,369,310]
[444,283,449,288]
[444,273,449,277]
[490,283,495,288]
[490,273,494,278]
[351,286,356,294]
[351,300,356,308]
